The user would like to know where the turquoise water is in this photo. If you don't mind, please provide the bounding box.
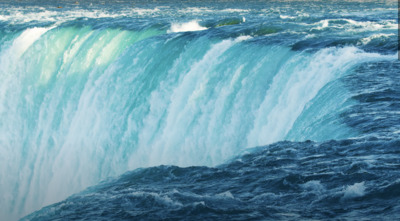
[0,0,399,220]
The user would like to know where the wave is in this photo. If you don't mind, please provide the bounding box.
[177,7,249,14]
[168,20,208,33]
[0,6,164,25]
[359,33,396,45]
[311,19,397,32]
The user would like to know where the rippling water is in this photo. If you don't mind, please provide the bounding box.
[0,0,398,220]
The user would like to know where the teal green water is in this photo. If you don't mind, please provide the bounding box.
[0,0,398,220]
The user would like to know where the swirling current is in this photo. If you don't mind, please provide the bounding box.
[0,0,399,220]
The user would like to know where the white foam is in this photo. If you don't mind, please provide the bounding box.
[168,20,208,33]
[177,7,248,14]
[360,33,395,45]
[133,8,161,16]
[342,182,366,199]
[235,35,252,42]
[312,19,397,32]
[280,15,296,19]
[178,7,213,14]
[220,8,250,13]
[0,7,162,25]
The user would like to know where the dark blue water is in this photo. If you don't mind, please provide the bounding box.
[0,0,398,220]
[23,138,400,220]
